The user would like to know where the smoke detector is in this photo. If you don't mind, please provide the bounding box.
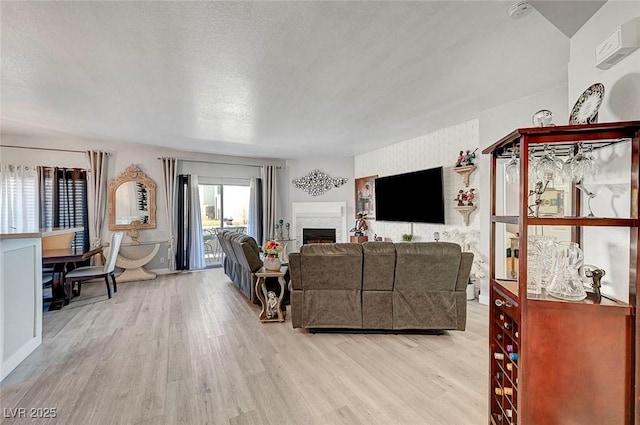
[509,1,533,19]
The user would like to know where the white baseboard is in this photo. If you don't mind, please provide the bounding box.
[148,268,177,275]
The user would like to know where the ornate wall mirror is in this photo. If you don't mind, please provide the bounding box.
[109,165,156,230]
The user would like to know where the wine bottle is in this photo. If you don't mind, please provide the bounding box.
[503,387,513,396]
[509,353,518,362]
[494,352,504,360]
[506,344,514,352]
[506,363,513,371]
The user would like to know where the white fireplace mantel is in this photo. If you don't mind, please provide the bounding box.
[291,201,348,251]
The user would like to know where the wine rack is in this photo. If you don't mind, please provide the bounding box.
[490,286,519,425]
[484,122,640,425]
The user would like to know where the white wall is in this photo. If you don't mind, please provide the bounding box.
[566,0,640,302]
[355,119,480,241]
[0,133,284,271]
[569,0,640,123]
[285,157,354,226]
[353,84,568,305]
[477,84,569,304]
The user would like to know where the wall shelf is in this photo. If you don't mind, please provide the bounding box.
[453,165,476,187]
[453,205,477,226]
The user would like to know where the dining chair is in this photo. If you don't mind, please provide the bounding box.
[64,232,124,301]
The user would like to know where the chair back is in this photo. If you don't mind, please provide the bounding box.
[104,232,124,274]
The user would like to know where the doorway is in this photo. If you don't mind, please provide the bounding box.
[199,184,250,267]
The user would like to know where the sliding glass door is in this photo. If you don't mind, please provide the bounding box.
[199,183,250,267]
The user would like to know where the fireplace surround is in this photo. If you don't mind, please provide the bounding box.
[291,202,347,251]
[302,228,336,245]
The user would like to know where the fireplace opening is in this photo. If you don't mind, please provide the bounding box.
[303,228,336,245]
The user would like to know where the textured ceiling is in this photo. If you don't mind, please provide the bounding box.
[2,1,581,159]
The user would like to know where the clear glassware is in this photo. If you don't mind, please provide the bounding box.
[534,145,563,182]
[504,148,519,184]
[527,235,557,295]
[546,241,587,301]
[527,237,543,295]
[532,109,554,127]
[528,147,538,183]
[562,143,598,183]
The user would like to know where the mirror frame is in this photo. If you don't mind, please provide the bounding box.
[108,164,157,230]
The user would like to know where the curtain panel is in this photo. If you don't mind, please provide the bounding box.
[86,150,109,248]
[161,157,177,270]
[261,165,278,243]
[176,174,205,270]
[248,177,263,245]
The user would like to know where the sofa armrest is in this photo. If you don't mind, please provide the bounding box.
[288,252,302,290]
[455,252,474,291]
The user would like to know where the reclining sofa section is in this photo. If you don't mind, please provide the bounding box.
[289,241,473,331]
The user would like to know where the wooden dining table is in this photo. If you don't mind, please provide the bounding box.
[42,245,103,309]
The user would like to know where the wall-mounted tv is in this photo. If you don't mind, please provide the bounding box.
[374,166,445,224]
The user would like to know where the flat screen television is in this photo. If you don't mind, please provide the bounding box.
[374,166,445,224]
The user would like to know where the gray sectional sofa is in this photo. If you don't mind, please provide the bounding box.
[217,230,263,301]
[288,241,473,331]
[217,230,289,304]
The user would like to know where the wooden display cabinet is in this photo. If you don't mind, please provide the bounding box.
[482,121,640,425]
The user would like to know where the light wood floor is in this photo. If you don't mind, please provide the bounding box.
[0,269,489,425]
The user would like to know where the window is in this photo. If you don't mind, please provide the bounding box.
[0,165,39,231]
[199,183,250,267]
[40,167,89,250]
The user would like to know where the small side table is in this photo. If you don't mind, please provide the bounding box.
[255,268,287,322]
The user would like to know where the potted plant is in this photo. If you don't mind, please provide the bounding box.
[401,234,414,242]
[263,240,284,270]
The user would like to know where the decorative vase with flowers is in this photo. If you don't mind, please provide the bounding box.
[263,240,284,271]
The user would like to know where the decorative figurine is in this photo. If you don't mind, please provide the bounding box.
[532,109,554,127]
[266,290,278,318]
[127,219,142,244]
[583,267,605,301]
[455,150,464,167]
[276,219,285,239]
[528,180,549,217]
[350,213,368,236]
[461,148,478,166]
[455,190,466,206]
[576,183,597,217]
[465,188,476,206]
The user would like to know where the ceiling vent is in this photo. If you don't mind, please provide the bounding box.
[595,17,640,70]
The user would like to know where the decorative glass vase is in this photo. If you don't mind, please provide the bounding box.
[527,235,558,295]
[264,255,281,271]
[546,241,587,301]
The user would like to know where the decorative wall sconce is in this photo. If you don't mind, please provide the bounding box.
[292,169,347,196]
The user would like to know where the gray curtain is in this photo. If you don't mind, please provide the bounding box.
[261,165,278,243]
[86,150,109,248]
[188,174,206,270]
[161,157,177,270]
[247,177,263,245]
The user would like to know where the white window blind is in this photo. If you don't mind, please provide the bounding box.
[0,164,39,231]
